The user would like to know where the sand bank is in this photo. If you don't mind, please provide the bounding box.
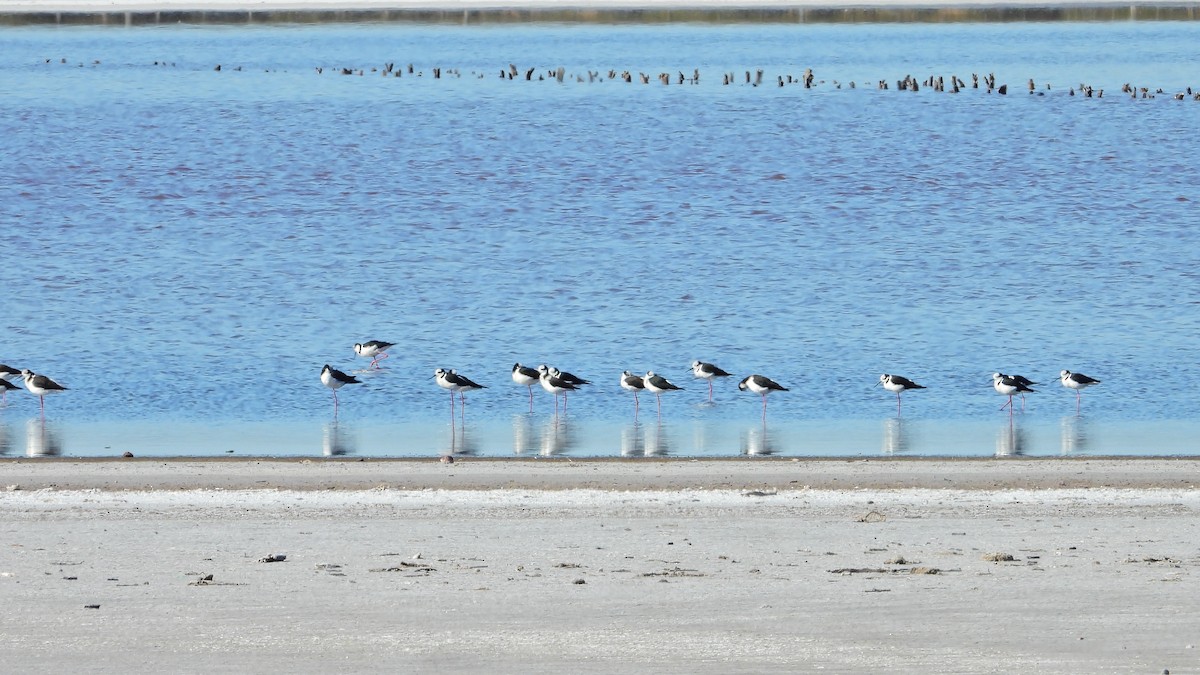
[3,456,1200,491]
[2,459,1199,671]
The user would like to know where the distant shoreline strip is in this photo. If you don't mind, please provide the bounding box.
[3,5,1199,26]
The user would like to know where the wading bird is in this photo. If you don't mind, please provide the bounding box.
[690,360,732,403]
[320,364,360,417]
[877,374,925,415]
[738,374,788,421]
[643,371,683,416]
[1059,370,1100,414]
[354,340,395,369]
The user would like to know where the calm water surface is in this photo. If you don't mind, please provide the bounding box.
[1,22,1198,457]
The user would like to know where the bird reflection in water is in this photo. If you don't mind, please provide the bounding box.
[742,423,777,456]
[539,417,575,457]
[620,422,644,457]
[995,420,1028,457]
[511,414,537,456]
[643,422,671,457]
[1060,416,1090,455]
[322,422,356,457]
[445,423,477,458]
[881,417,909,455]
[26,418,63,457]
[0,422,11,456]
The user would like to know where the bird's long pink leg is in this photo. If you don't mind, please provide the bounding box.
[527,386,534,413]
[1000,397,1012,411]
[761,395,767,422]
[896,393,902,416]
[656,393,662,417]
[708,381,714,402]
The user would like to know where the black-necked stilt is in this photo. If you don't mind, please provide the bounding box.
[992,372,1035,413]
[435,368,486,413]
[643,371,683,416]
[512,363,540,412]
[738,374,788,420]
[20,369,68,418]
[434,367,459,415]
[321,364,360,416]
[550,367,591,387]
[449,370,485,400]
[354,340,395,369]
[877,374,925,415]
[1,378,18,404]
[620,370,645,417]
[1,364,22,404]
[537,364,580,415]
[999,372,1038,410]
[1060,370,1100,414]
[1007,374,1038,389]
[690,360,732,402]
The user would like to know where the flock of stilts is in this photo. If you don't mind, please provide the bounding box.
[0,346,1105,423]
[0,350,1103,423]
[318,341,1104,420]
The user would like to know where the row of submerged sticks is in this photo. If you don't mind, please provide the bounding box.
[312,62,1200,100]
[44,57,1200,100]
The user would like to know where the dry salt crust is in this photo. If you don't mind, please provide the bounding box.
[2,459,1200,672]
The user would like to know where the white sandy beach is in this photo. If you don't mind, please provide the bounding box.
[2,458,1199,672]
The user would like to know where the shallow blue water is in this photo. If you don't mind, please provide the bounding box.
[1,22,1199,457]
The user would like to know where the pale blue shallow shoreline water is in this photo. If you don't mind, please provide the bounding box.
[1,21,1198,457]
[5,417,1200,458]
